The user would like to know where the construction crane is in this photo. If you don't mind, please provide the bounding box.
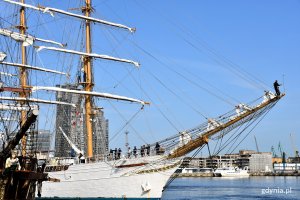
[290,133,299,157]
[271,146,277,157]
[254,135,259,152]
[278,142,287,163]
[278,142,283,158]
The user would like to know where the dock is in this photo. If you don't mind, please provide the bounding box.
[172,172,214,177]
[172,172,300,178]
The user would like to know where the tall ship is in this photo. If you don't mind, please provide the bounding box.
[0,0,284,199]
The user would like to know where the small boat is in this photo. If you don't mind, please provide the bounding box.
[214,166,249,177]
[0,1,284,199]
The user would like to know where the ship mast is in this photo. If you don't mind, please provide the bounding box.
[3,0,144,159]
[83,0,94,158]
[19,0,28,157]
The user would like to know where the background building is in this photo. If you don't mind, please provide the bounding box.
[55,84,109,157]
[274,163,300,173]
[30,129,52,159]
[33,129,51,153]
[184,150,273,173]
[92,107,109,156]
[248,153,273,172]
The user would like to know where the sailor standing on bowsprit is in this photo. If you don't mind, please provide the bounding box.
[273,80,281,96]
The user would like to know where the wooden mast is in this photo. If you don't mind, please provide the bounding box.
[19,0,28,157]
[83,0,94,158]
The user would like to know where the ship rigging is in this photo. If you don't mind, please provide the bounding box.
[0,0,285,199]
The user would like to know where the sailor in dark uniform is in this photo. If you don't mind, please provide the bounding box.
[133,146,137,158]
[273,80,281,96]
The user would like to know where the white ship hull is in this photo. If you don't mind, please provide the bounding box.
[41,156,181,199]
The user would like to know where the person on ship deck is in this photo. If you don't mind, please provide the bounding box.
[133,146,137,158]
[155,142,160,155]
[273,80,281,96]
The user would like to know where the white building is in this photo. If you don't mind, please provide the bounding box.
[274,163,300,172]
[249,153,273,172]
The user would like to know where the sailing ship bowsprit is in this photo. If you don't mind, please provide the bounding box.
[0,0,284,199]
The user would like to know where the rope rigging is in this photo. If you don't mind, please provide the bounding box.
[213,101,276,156]
[130,40,237,107]
[109,103,146,144]
[163,145,205,190]
[141,77,182,133]
[228,102,277,154]
[150,92,282,159]
[144,67,208,120]
[133,0,270,92]
[0,6,288,199]
[0,1,285,162]
[118,93,283,187]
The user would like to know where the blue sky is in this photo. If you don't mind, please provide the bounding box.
[87,0,300,156]
[2,0,299,157]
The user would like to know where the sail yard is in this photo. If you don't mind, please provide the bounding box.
[0,0,288,199]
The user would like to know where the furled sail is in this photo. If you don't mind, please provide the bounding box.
[0,61,68,76]
[59,127,84,157]
[0,28,64,47]
[1,118,18,121]
[0,52,6,61]
[0,96,76,107]
[0,72,17,77]
[31,86,149,105]
[0,103,38,111]
[4,0,135,32]
[36,46,140,67]
[164,92,285,159]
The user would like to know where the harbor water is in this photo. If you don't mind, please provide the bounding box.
[162,176,300,200]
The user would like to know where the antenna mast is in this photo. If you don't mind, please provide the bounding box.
[125,131,129,154]
[18,0,29,156]
[83,0,94,158]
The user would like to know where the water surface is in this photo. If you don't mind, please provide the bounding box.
[162,176,300,200]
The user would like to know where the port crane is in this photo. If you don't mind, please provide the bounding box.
[278,142,283,157]
[271,145,277,157]
[254,135,260,152]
